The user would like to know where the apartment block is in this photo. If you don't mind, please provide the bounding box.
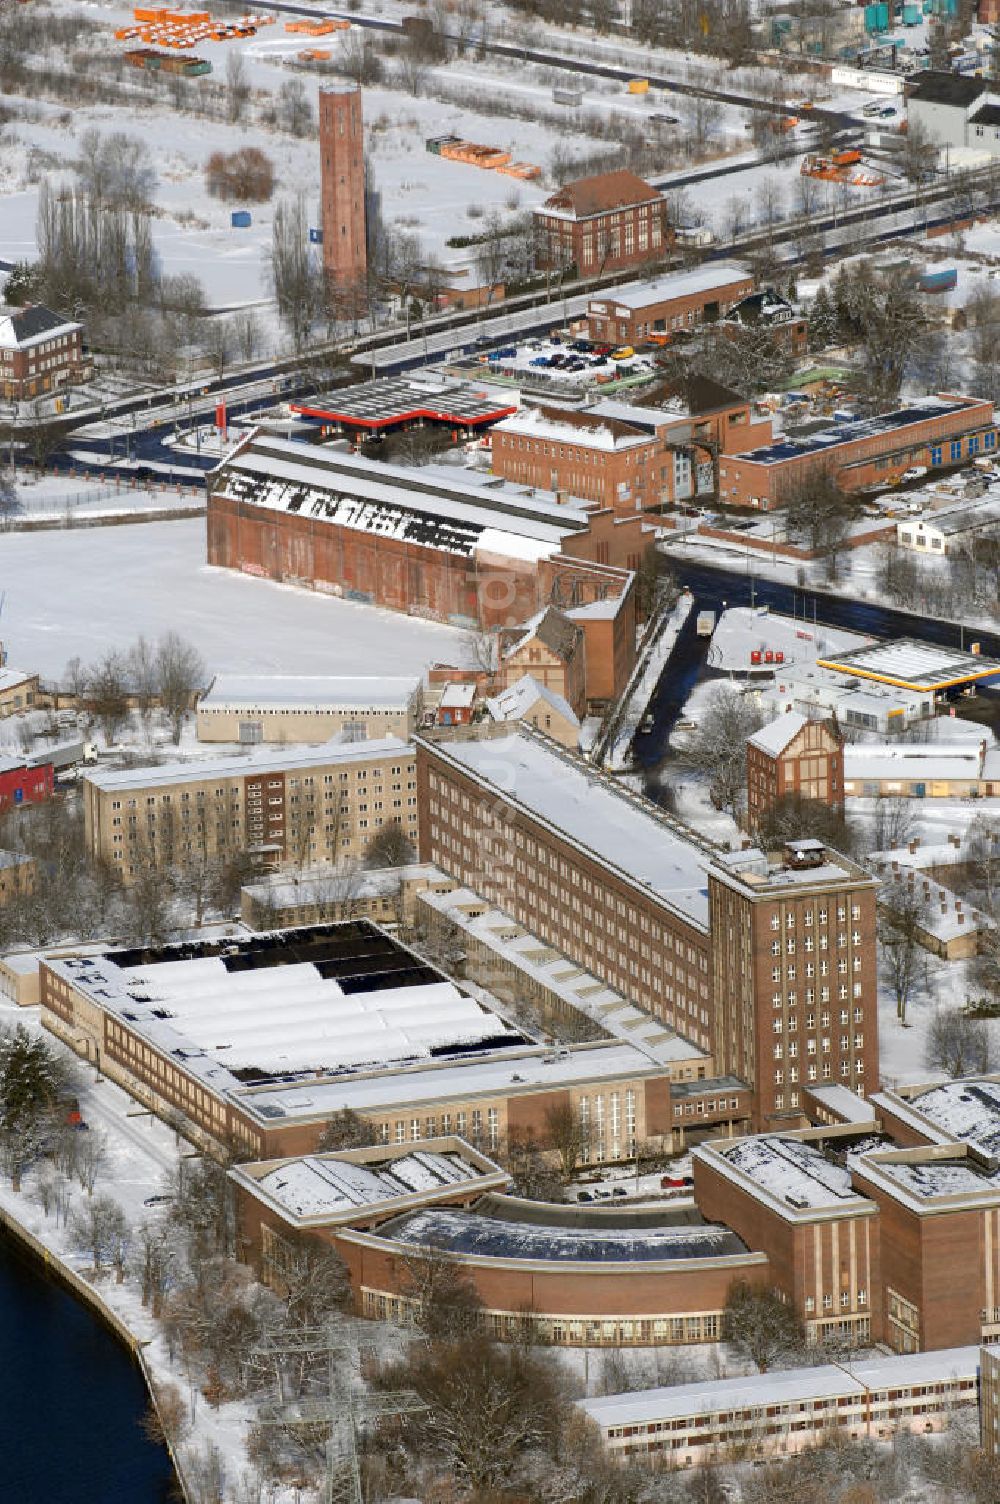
[82,737,418,881]
[417,729,717,1054]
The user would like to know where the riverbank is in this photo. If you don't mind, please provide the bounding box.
[0,1003,259,1502]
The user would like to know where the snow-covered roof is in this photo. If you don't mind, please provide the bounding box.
[241,862,443,913]
[424,730,714,930]
[901,1079,1000,1158]
[0,666,35,694]
[0,303,81,352]
[697,1133,886,1218]
[84,735,412,793]
[844,742,985,784]
[47,923,524,1094]
[816,636,1000,692]
[586,263,752,311]
[438,682,477,709]
[246,1037,676,1122]
[805,1083,877,1125]
[486,675,580,729]
[198,674,420,714]
[580,1345,982,1429]
[380,1206,748,1263]
[747,710,810,756]
[492,406,652,452]
[253,1147,482,1218]
[212,436,589,561]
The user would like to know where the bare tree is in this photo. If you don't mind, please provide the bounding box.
[925,1008,992,1078]
[225,49,250,124]
[676,683,765,818]
[270,196,324,351]
[363,819,415,869]
[84,651,131,745]
[722,1279,805,1373]
[315,1107,375,1152]
[782,466,859,579]
[126,635,159,743]
[878,882,928,1025]
[277,78,312,137]
[156,631,206,744]
[544,1100,584,1179]
[871,794,916,853]
[71,1193,127,1273]
[75,1128,108,1196]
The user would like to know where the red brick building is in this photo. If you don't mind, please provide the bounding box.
[707,843,878,1132]
[533,170,667,275]
[490,381,773,514]
[319,87,367,302]
[232,1139,769,1349]
[208,436,647,705]
[0,304,86,400]
[0,754,53,813]
[498,606,587,718]
[746,712,844,827]
[586,263,755,346]
[718,395,997,511]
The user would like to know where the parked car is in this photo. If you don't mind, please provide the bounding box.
[900,465,928,483]
[611,346,634,360]
[577,1190,594,1202]
[611,1186,628,1198]
[661,1174,694,1190]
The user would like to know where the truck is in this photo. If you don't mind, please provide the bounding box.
[553,85,583,106]
[696,611,716,637]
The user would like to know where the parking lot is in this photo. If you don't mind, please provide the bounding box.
[472,334,659,390]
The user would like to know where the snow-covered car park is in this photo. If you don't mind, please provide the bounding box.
[474,335,658,387]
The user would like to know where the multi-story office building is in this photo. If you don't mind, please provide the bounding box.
[82,737,418,881]
[418,729,879,1130]
[708,841,878,1130]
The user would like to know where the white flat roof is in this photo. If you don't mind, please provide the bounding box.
[199,675,420,713]
[817,638,1000,690]
[844,743,984,782]
[581,1345,981,1428]
[806,1083,877,1124]
[426,731,712,929]
[85,735,412,792]
[246,1037,672,1121]
[587,263,751,311]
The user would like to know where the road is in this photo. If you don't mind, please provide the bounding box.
[629,560,1000,780]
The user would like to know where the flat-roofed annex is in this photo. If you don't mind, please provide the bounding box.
[816,637,1000,692]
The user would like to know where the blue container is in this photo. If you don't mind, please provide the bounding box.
[230,210,252,228]
[309,226,323,244]
[919,267,958,292]
[902,4,921,22]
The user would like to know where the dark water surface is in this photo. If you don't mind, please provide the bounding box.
[0,1229,176,1504]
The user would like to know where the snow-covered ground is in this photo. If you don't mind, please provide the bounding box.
[0,517,472,683]
[706,605,871,673]
[7,470,203,521]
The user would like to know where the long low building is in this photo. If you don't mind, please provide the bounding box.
[585,263,755,346]
[580,1345,982,1463]
[843,739,1000,798]
[82,735,419,881]
[196,674,423,744]
[716,395,996,510]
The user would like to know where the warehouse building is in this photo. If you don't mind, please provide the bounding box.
[586,264,755,346]
[207,436,646,707]
[195,674,423,744]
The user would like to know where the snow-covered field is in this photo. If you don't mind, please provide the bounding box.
[9,470,203,521]
[1,518,472,682]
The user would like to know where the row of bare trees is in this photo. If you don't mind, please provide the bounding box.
[65,630,206,746]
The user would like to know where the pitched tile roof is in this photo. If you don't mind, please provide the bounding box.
[541,169,661,218]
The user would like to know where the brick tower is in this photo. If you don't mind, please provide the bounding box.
[319,87,367,301]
